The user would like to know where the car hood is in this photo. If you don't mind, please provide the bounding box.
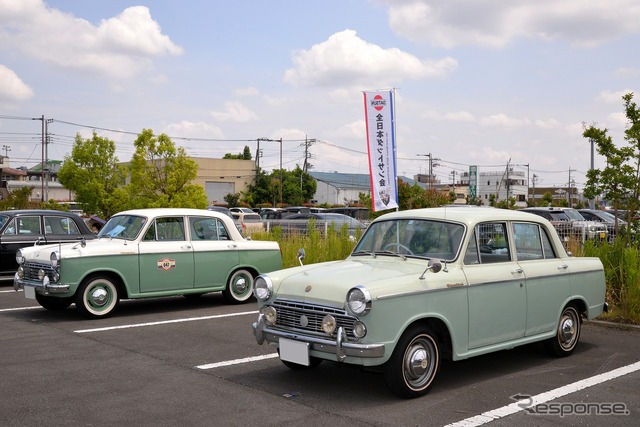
[19,238,137,262]
[267,256,439,307]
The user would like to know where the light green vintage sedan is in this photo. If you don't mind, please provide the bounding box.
[14,208,282,318]
[252,206,607,398]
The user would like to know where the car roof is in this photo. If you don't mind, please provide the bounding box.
[377,206,553,227]
[0,209,83,217]
[111,208,229,218]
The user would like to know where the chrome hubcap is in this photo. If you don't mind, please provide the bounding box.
[235,277,247,293]
[90,288,109,307]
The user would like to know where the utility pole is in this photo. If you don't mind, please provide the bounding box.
[532,174,538,205]
[589,138,595,209]
[2,144,10,157]
[302,137,315,173]
[417,153,439,190]
[567,167,575,206]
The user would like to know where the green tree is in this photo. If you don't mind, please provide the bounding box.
[223,145,252,160]
[243,166,316,206]
[58,132,129,218]
[128,129,208,208]
[0,186,34,210]
[583,92,640,220]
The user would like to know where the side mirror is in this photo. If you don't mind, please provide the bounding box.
[419,258,442,279]
[428,258,442,273]
[297,248,305,266]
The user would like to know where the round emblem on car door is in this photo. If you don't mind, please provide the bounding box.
[305,285,312,292]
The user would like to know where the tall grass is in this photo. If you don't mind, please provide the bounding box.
[582,238,640,324]
[251,218,361,268]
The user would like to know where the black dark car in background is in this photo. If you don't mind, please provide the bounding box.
[0,210,96,280]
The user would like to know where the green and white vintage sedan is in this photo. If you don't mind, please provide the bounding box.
[252,206,607,398]
[14,208,282,318]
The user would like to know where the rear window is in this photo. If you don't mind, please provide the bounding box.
[243,214,262,223]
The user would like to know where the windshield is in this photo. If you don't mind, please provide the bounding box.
[98,215,147,240]
[352,218,464,261]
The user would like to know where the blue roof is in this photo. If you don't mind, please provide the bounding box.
[309,171,418,189]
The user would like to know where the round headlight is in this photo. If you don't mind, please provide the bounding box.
[352,321,367,339]
[346,286,372,316]
[253,275,273,301]
[262,306,277,325]
[322,314,336,335]
[16,249,25,265]
[38,269,45,280]
[50,251,59,268]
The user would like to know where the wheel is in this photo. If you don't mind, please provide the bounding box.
[383,242,414,255]
[75,276,120,318]
[35,293,72,311]
[222,269,254,304]
[384,325,440,398]
[545,305,581,357]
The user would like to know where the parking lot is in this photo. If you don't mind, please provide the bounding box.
[1,284,639,427]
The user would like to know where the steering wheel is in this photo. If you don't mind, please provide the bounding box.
[383,242,414,255]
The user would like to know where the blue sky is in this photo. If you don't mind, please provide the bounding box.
[1,0,639,191]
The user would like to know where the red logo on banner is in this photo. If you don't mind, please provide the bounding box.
[371,94,386,111]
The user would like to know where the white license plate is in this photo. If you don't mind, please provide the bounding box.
[24,286,36,300]
[279,338,310,366]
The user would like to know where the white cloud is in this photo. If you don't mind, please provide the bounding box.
[479,113,531,128]
[0,64,34,101]
[534,118,561,129]
[164,120,225,139]
[0,1,182,79]
[382,0,640,48]
[283,29,457,88]
[597,89,636,104]
[234,86,260,97]
[210,101,258,122]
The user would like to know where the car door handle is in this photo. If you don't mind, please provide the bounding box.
[557,264,568,270]
[228,243,238,249]
[181,245,192,250]
[512,268,523,274]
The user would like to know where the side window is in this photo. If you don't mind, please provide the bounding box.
[143,222,157,241]
[2,218,17,235]
[476,222,510,263]
[15,216,41,234]
[464,228,480,264]
[155,217,185,241]
[44,216,80,235]
[190,217,229,241]
[513,223,543,261]
[541,227,557,259]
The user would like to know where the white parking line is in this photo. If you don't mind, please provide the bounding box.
[0,289,21,293]
[196,353,279,370]
[0,306,40,312]
[445,360,640,427]
[74,310,258,333]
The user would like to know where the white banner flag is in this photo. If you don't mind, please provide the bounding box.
[364,90,398,212]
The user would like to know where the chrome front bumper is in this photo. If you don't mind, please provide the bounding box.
[14,273,69,294]
[252,313,385,362]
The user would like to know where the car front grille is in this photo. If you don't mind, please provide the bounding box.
[22,262,56,282]
[271,299,358,340]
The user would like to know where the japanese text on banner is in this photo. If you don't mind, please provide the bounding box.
[364,90,398,212]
